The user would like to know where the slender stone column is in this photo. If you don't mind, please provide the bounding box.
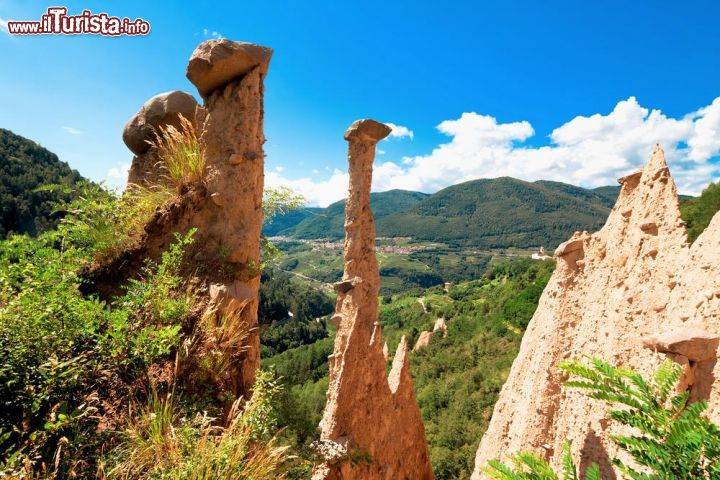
[313,119,434,480]
[186,39,272,396]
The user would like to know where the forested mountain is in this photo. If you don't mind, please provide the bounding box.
[0,129,85,238]
[265,190,429,239]
[263,206,322,236]
[268,178,622,249]
[379,178,616,248]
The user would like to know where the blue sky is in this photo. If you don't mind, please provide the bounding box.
[1,0,719,205]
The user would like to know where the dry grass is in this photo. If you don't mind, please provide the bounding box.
[105,379,289,480]
[148,116,205,190]
[176,301,254,398]
[106,390,181,479]
[171,397,289,480]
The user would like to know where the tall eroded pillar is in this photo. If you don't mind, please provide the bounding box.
[313,119,434,480]
[186,39,272,396]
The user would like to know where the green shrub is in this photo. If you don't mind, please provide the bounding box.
[0,225,195,476]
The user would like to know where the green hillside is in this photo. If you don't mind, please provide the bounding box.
[0,129,85,238]
[378,177,614,249]
[590,185,623,205]
[270,178,619,249]
[273,190,429,239]
[262,206,322,236]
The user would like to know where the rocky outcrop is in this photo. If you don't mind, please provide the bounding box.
[413,318,447,352]
[473,146,720,478]
[123,90,199,185]
[434,317,448,334]
[413,331,434,351]
[187,40,272,99]
[313,119,434,480]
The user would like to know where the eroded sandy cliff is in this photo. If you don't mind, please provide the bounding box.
[473,146,720,478]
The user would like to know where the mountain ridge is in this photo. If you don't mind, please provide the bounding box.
[265,177,626,249]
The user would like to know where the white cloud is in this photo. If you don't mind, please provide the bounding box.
[687,97,720,162]
[274,166,285,172]
[266,169,349,208]
[62,126,83,135]
[107,162,130,180]
[0,17,8,33]
[385,122,414,140]
[271,96,720,207]
[203,28,223,40]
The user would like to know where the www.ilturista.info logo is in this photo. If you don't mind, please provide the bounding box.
[6,7,150,36]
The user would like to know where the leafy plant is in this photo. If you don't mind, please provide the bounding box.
[55,181,173,264]
[484,358,720,479]
[106,230,195,372]
[0,226,196,477]
[560,357,720,479]
[263,187,305,222]
[485,441,600,480]
[261,187,305,268]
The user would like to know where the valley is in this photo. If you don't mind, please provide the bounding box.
[262,258,555,478]
[2,120,720,478]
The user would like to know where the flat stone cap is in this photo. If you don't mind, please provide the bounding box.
[186,39,273,98]
[642,326,719,362]
[123,90,198,155]
[344,119,392,142]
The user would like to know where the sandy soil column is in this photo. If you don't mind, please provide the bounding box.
[186,39,272,396]
[313,119,434,480]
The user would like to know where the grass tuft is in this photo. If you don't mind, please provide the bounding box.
[106,372,290,480]
[148,116,205,190]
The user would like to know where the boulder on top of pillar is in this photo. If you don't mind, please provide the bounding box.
[344,119,392,143]
[186,39,273,98]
